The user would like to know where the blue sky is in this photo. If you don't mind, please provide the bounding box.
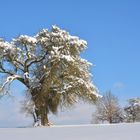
[0,0,140,127]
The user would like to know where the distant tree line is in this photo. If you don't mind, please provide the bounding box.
[91,91,140,124]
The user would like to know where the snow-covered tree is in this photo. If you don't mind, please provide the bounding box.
[92,91,123,124]
[124,98,140,122]
[0,26,100,126]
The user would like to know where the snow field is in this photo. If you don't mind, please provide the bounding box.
[0,123,139,140]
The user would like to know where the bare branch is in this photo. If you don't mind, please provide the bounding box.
[27,52,47,68]
[0,63,14,75]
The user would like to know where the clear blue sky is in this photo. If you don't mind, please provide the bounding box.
[0,0,140,127]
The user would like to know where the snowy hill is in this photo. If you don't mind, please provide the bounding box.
[0,123,139,140]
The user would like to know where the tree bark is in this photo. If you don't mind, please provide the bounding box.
[30,89,50,126]
[40,107,49,126]
[109,116,113,123]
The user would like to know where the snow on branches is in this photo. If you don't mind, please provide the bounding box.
[14,35,37,45]
[36,25,87,54]
[0,26,100,125]
[0,25,99,94]
[124,98,140,122]
[0,74,21,95]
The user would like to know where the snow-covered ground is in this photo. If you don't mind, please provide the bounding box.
[0,123,139,140]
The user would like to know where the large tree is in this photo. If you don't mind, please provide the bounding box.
[0,26,99,126]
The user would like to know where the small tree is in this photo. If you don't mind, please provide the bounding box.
[92,91,123,124]
[124,98,140,122]
[0,26,100,126]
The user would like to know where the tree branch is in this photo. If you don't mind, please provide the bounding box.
[0,63,14,75]
[0,75,21,93]
[27,53,47,68]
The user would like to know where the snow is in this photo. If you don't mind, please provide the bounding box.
[24,72,30,79]
[0,123,139,140]
[14,35,37,44]
[134,102,140,106]
[0,75,21,93]
[0,41,12,49]
[60,54,74,62]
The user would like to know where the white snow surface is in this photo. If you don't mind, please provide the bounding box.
[0,123,139,140]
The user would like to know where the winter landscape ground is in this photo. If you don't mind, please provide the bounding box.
[0,123,139,140]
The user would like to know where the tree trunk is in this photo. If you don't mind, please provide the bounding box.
[40,107,49,126]
[109,116,113,123]
[30,89,50,126]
